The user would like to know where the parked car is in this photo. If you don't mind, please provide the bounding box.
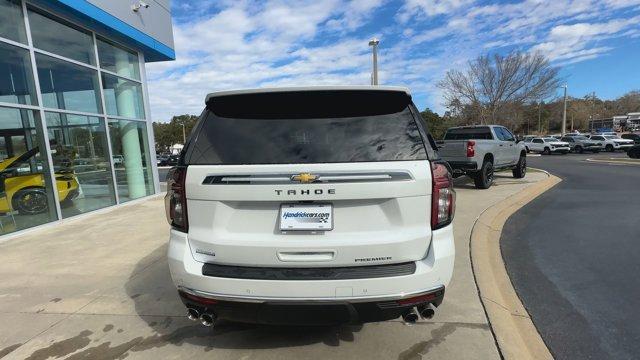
[563,132,591,138]
[628,145,640,159]
[436,125,526,189]
[112,155,125,166]
[166,86,455,327]
[621,133,640,144]
[0,148,79,215]
[560,136,602,153]
[157,154,179,166]
[588,135,634,152]
[528,137,570,154]
[166,155,179,166]
[157,155,168,166]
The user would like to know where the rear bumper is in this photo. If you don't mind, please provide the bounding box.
[446,160,477,173]
[615,144,633,149]
[178,286,444,325]
[167,225,455,324]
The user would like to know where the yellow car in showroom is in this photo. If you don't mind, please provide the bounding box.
[0,148,79,215]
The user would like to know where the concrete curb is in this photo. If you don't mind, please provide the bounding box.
[470,173,562,360]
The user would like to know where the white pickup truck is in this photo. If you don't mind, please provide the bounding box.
[436,125,527,189]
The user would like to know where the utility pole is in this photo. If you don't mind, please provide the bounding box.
[537,100,542,133]
[561,85,568,135]
[368,38,379,85]
[181,123,186,144]
[590,92,596,132]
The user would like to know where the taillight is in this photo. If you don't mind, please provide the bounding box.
[431,162,455,230]
[165,166,188,232]
[466,140,475,157]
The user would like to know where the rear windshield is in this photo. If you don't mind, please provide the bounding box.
[444,127,492,140]
[187,91,428,165]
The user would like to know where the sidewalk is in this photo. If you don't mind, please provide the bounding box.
[0,172,547,359]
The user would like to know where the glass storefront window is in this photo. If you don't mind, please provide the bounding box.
[0,42,38,105]
[108,119,154,202]
[97,38,140,80]
[36,53,102,114]
[0,0,28,44]
[27,7,96,65]
[102,73,145,119]
[0,106,58,236]
[45,112,116,217]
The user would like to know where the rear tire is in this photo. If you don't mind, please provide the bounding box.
[606,144,614,152]
[473,161,494,189]
[575,145,583,154]
[512,155,526,178]
[542,147,551,155]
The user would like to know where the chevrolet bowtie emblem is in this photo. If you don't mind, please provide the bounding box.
[291,173,318,183]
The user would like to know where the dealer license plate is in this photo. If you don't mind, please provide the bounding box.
[279,203,333,231]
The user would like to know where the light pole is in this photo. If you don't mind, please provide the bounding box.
[181,123,186,144]
[368,38,379,85]
[561,85,568,135]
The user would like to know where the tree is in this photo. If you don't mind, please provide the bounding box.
[438,50,561,124]
[153,114,199,152]
[420,108,454,140]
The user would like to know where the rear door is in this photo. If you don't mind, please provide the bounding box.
[183,90,434,268]
[498,127,518,165]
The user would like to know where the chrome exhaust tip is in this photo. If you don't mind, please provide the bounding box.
[187,308,200,321]
[200,313,216,327]
[418,304,435,320]
[402,308,419,324]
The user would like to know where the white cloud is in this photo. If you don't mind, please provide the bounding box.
[398,0,475,22]
[145,0,640,120]
[531,15,640,63]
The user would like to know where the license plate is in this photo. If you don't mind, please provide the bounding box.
[279,203,333,231]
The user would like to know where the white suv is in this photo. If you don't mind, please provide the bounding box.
[528,137,570,154]
[588,135,634,152]
[166,86,455,327]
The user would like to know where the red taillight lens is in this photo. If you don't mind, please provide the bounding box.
[431,162,455,230]
[466,140,475,157]
[165,166,188,232]
[178,290,218,305]
[397,292,438,306]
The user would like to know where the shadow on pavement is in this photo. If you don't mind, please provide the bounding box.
[124,244,364,351]
[453,173,517,189]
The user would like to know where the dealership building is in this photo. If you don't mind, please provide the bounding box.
[0,0,175,237]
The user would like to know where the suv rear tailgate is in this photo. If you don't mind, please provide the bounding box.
[185,161,433,267]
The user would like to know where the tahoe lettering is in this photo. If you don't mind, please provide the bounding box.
[275,189,336,195]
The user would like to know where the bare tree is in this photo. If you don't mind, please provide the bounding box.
[438,51,561,124]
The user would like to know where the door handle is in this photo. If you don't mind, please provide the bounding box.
[499,144,504,147]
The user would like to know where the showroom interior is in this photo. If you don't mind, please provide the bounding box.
[0,0,175,236]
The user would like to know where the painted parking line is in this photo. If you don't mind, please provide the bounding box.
[585,158,640,166]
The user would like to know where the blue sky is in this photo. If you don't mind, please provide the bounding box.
[146,0,640,121]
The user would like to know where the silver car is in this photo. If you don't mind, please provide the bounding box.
[560,136,602,153]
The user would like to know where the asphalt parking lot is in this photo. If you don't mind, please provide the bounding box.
[502,151,640,359]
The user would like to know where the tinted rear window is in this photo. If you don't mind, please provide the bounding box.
[187,91,428,165]
[444,127,493,140]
